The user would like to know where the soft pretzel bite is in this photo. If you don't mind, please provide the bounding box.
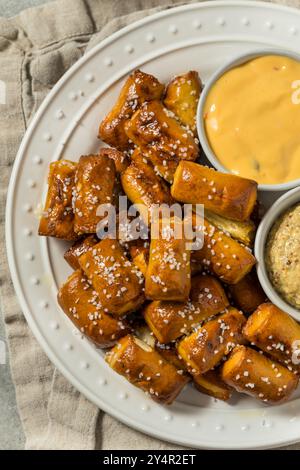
[64,235,98,270]
[164,71,202,134]
[125,101,199,183]
[130,145,149,165]
[155,316,232,402]
[74,152,116,235]
[129,243,149,276]
[144,274,229,343]
[106,335,189,404]
[228,271,267,314]
[130,146,178,192]
[243,303,300,372]
[177,307,246,375]
[78,238,144,316]
[190,258,203,275]
[204,209,256,246]
[191,217,256,284]
[130,142,177,184]
[100,147,130,173]
[145,217,191,301]
[222,345,298,404]
[190,273,229,306]
[98,70,164,150]
[155,345,188,372]
[193,369,232,401]
[38,160,78,240]
[57,270,129,347]
[121,154,174,223]
[171,162,257,222]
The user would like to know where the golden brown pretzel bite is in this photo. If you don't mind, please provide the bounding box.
[111,174,127,212]
[57,270,129,347]
[125,101,199,183]
[204,209,256,246]
[228,271,267,314]
[145,217,191,301]
[243,303,300,372]
[190,258,203,275]
[144,301,202,344]
[121,155,174,223]
[106,335,189,404]
[100,147,129,173]
[193,369,232,402]
[64,235,98,270]
[171,162,257,221]
[177,307,246,375]
[38,160,78,240]
[156,344,231,401]
[130,145,149,165]
[164,71,202,134]
[222,345,299,404]
[129,243,149,276]
[135,324,156,349]
[78,238,144,316]
[191,217,256,284]
[74,153,116,235]
[144,274,229,343]
[130,139,177,185]
[99,70,164,150]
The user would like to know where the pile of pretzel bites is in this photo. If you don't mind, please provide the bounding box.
[39,70,300,405]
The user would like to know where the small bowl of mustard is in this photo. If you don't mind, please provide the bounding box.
[197,48,300,191]
[255,186,300,321]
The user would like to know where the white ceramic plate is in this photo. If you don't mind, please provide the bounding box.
[6,1,300,449]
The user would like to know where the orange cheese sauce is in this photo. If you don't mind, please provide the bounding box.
[203,55,300,185]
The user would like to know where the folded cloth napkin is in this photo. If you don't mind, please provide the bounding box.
[0,0,299,451]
